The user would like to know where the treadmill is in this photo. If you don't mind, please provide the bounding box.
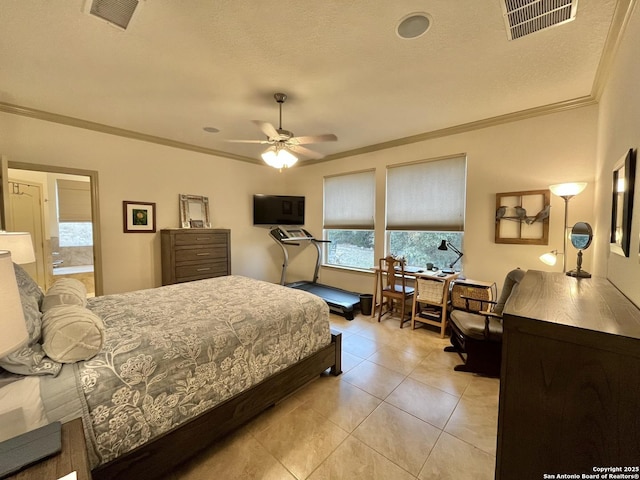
[269,226,360,320]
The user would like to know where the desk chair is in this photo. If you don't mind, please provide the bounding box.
[411,276,448,335]
[377,255,415,328]
[445,269,525,376]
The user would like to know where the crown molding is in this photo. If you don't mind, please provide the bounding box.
[307,95,597,165]
[0,101,262,165]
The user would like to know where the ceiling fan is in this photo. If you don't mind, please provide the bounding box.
[228,93,337,167]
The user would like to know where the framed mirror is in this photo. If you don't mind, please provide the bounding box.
[610,149,636,257]
[567,221,592,278]
[179,194,211,228]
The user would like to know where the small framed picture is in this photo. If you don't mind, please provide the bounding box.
[123,201,156,233]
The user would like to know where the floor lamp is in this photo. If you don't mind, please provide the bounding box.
[546,182,587,272]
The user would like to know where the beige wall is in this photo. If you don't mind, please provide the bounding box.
[0,112,288,294]
[1,105,600,297]
[284,106,599,295]
[594,2,640,306]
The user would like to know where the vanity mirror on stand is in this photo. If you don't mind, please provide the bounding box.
[566,222,592,278]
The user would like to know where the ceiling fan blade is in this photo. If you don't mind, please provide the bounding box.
[225,139,270,144]
[252,120,279,139]
[288,144,325,160]
[289,134,338,145]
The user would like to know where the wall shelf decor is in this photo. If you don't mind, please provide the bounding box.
[495,189,550,245]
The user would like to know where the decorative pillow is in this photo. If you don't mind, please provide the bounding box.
[12,263,44,340]
[41,305,105,363]
[13,263,44,305]
[41,278,87,313]
[0,265,61,376]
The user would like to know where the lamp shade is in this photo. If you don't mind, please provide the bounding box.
[437,239,448,251]
[539,251,558,266]
[261,148,298,169]
[549,182,587,198]
[0,251,29,357]
[0,232,36,264]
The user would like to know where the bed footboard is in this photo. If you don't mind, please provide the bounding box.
[92,331,342,480]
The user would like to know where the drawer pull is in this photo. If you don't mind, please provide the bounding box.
[196,238,209,241]
[196,253,211,256]
[197,268,211,272]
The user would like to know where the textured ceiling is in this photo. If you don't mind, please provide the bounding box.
[0,0,626,165]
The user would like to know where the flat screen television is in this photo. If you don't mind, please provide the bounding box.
[253,194,305,226]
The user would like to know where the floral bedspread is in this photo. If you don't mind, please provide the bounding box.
[78,275,331,467]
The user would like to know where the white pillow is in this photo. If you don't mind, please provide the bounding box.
[41,278,87,313]
[41,305,104,363]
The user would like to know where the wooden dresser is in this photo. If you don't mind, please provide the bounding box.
[497,270,640,478]
[161,228,230,285]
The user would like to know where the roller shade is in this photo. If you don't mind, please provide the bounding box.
[324,170,375,229]
[57,179,91,222]
[386,156,466,231]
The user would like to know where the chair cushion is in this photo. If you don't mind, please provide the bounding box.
[450,311,503,342]
[383,285,414,294]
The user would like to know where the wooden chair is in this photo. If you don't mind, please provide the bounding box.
[377,255,415,328]
[411,276,448,335]
[445,269,525,376]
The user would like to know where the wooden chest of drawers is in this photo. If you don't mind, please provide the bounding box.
[161,228,230,285]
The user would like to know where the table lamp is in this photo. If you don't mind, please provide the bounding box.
[0,232,36,265]
[0,240,62,477]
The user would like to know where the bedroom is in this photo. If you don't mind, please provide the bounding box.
[1,1,639,478]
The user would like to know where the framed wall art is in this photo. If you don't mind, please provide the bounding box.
[495,189,550,245]
[179,194,211,228]
[610,148,636,257]
[123,201,156,233]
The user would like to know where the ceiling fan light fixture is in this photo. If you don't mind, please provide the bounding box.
[261,147,298,169]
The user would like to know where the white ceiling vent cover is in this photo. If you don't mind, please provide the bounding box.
[86,0,140,30]
[501,0,578,40]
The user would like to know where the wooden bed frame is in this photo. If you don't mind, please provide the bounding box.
[91,331,342,480]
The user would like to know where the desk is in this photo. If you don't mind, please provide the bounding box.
[371,267,458,337]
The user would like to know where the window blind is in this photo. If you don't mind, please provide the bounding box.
[386,155,466,231]
[324,170,375,229]
[57,179,92,222]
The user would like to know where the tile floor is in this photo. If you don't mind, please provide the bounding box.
[161,312,499,480]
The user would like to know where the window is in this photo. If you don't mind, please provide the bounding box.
[386,155,466,269]
[57,179,93,247]
[323,170,375,269]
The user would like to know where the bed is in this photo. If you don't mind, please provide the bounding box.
[2,265,341,480]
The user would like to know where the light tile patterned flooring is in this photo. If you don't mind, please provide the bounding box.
[162,312,499,480]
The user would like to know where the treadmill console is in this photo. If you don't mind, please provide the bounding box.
[270,226,314,242]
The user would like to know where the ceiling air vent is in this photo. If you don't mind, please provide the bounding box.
[87,0,140,30]
[501,0,578,40]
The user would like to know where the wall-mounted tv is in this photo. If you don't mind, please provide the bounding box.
[253,194,305,226]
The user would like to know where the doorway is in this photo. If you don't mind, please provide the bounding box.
[1,159,103,296]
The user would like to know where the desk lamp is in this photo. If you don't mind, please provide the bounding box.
[438,240,463,273]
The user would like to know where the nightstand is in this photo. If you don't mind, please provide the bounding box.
[6,418,91,480]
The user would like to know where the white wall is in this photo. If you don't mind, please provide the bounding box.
[0,113,287,294]
[594,2,640,306]
[285,106,599,296]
